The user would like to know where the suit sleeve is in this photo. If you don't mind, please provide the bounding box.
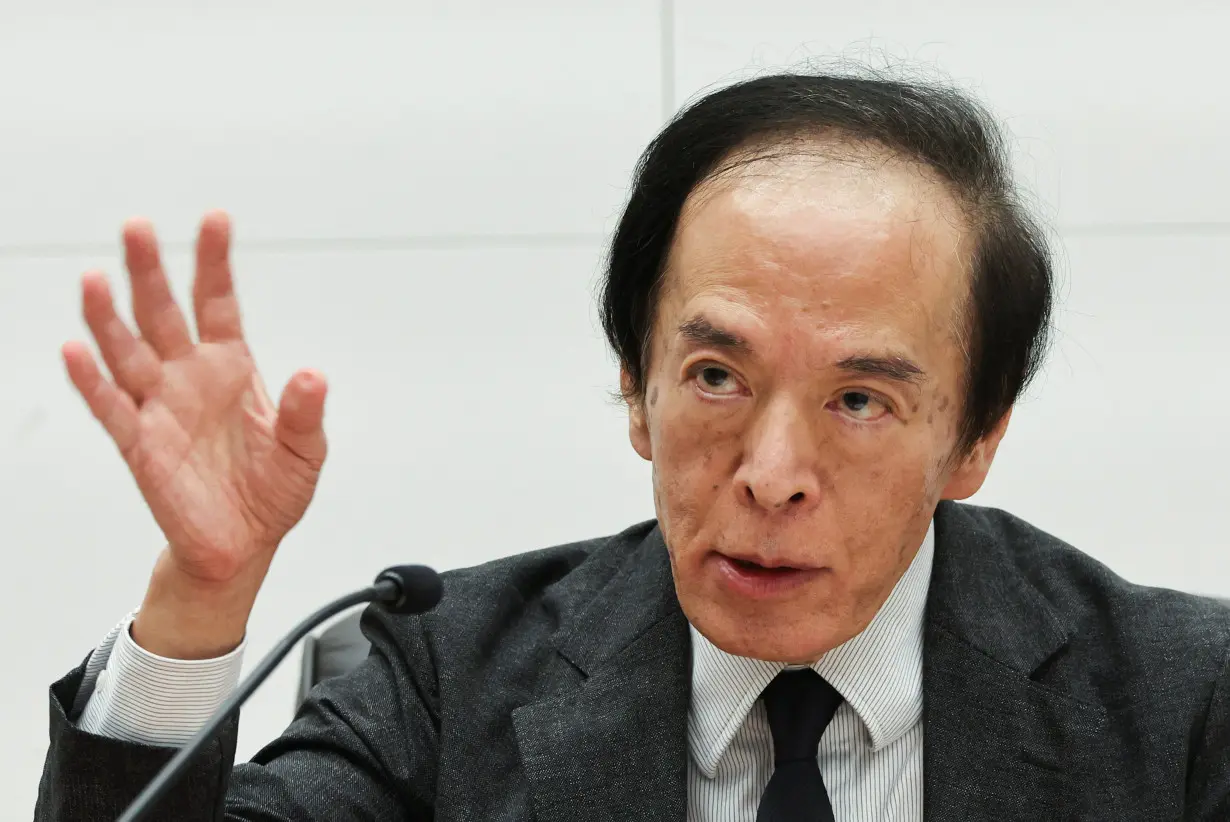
[1187,642,1230,820]
[34,603,440,821]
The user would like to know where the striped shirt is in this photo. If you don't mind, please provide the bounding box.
[74,610,246,746]
[687,522,933,821]
[76,523,933,819]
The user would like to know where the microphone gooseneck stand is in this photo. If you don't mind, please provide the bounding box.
[116,565,442,822]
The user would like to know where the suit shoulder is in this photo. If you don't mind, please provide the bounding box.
[416,519,658,635]
[948,502,1230,662]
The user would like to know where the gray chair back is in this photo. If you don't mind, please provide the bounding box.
[297,610,372,707]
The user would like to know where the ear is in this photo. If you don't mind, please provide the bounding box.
[623,368,653,462]
[940,408,1012,501]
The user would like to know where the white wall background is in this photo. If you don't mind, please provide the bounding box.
[3,0,1228,815]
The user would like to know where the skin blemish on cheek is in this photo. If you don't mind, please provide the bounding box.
[650,386,660,407]
[937,395,950,412]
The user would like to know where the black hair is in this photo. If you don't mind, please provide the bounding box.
[599,71,1053,454]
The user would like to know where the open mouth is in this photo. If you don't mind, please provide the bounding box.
[728,557,801,574]
[714,553,822,598]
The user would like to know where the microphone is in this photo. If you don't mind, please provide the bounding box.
[116,565,443,822]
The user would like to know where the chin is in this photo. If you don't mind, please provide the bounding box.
[686,600,843,664]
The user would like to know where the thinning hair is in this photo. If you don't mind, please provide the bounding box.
[599,70,1053,454]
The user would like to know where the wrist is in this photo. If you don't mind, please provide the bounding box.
[132,552,265,659]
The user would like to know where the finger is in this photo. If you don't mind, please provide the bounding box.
[273,369,328,467]
[80,271,163,403]
[62,340,141,455]
[192,210,245,343]
[123,217,194,360]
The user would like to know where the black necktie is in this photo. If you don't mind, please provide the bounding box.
[756,669,844,822]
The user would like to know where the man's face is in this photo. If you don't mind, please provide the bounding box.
[626,145,1009,663]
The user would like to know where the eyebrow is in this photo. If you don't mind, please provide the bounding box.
[836,354,927,387]
[677,316,752,353]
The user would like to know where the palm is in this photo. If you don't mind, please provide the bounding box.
[127,343,309,580]
[63,213,328,584]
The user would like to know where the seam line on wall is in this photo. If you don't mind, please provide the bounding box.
[660,0,676,121]
[5,221,1230,261]
[1059,222,1230,238]
[0,232,610,260]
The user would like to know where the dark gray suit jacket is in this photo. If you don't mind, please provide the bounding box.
[34,501,1230,820]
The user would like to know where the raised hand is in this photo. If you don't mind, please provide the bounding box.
[62,211,328,657]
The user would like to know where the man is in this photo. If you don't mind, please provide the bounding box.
[34,72,1230,820]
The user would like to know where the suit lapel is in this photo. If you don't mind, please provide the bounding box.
[922,502,1122,820]
[513,504,1129,821]
[512,526,691,822]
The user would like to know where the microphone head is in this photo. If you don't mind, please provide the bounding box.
[374,565,443,615]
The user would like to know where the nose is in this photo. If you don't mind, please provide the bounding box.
[733,399,821,513]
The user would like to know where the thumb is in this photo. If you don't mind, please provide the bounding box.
[274,368,328,466]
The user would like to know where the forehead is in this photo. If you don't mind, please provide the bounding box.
[661,147,972,355]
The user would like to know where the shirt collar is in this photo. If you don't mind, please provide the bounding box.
[687,520,934,778]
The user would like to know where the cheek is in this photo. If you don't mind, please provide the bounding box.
[649,388,739,475]
[648,396,741,535]
[863,446,944,516]
[830,441,941,562]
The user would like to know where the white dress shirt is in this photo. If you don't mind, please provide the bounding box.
[75,609,247,746]
[76,523,933,820]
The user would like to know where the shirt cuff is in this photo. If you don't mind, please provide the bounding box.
[76,609,246,747]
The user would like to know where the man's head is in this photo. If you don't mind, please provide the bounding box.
[600,73,1053,663]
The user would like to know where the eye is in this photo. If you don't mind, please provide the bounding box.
[834,390,890,422]
[693,365,742,396]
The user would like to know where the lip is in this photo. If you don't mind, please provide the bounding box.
[712,553,824,600]
[718,550,820,570]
